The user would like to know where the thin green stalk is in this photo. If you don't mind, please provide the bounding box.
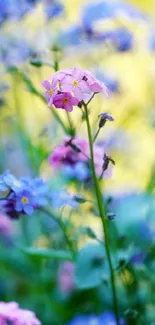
[86,93,96,106]
[41,207,76,259]
[66,112,75,136]
[93,127,100,143]
[83,102,119,325]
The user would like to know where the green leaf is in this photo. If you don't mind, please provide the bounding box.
[75,243,105,290]
[21,247,73,261]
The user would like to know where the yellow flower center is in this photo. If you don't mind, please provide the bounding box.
[63,97,69,103]
[72,80,78,87]
[49,89,53,95]
[21,196,29,204]
[14,181,21,187]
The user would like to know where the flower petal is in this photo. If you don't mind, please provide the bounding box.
[42,80,51,90]
[73,86,83,100]
[64,103,73,112]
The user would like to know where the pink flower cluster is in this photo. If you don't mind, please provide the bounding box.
[0,213,12,238]
[0,301,41,325]
[42,67,109,112]
[58,262,75,294]
[49,136,112,178]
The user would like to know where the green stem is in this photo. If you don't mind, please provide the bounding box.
[86,93,96,106]
[83,102,119,325]
[66,112,75,136]
[93,127,100,143]
[41,207,76,259]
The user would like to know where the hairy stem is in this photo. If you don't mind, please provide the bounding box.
[41,207,76,259]
[83,102,119,325]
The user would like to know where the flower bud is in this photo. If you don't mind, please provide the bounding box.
[98,112,114,128]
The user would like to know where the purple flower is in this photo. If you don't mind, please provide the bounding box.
[53,92,79,112]
[42,79,58,107]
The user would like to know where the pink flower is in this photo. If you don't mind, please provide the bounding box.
[42,79,58,106]
[0,213,12,237]
[42,67,109,111]
[85,70,109,96]
[49,136,113,179]
[49,137,88,169]
[53,92,79,112]
[0,301,41,325]
[61,67,89,100]
[58,262,75,294]
[49,145,70,168]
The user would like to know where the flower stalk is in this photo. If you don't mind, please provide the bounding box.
[41,207,76,259]
[83,101,119,325]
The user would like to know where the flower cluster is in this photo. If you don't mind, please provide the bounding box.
[0,170,81,218]
[67,311,124,325]
[0,301,41,325]
[42,67,109,112]
[0,171,48,218]
[49,136,113,181]
[58,261,75,294]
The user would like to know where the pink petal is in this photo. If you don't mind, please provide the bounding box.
[48,96,54,107]
[52,78,58,88]
[61,83,73,93]
[64,103,73,112]
[42,80,51,90]
[73,86,83,100]
[72,67,83,81]
[79,80,90,91]
[45,91,50,101]
[102,84,110,98]
[90,82,103,93]
[53,100,63,108]
[70,96,79,106]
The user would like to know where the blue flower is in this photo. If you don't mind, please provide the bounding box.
[3,171,24,193]
[15,190,35,215]
[50,189,79,209]
[20,176,49,207]
[67,312,124,325]
[0,171,10,192]
[98,112,114,128]
[111,28,133,52]
[82,1,146,30]
[95,72,119,93]
[94,28,133,52]
[82,1,117,29]
[0,0,38,25]
[44,1,64,20]
[58,26,83,47]
[63,162,89,181]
